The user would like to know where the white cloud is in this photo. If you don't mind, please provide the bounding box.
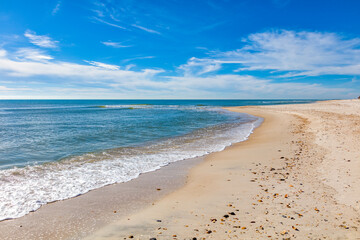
[15,48,53,62]
[179,30,360,78]
[84,61,120,70]
[90,1,162,35]
[0,86,13,91]
[0,49,163,83]
[166,74,352,99]
[125,64,136,70]
[214,30,360,76]
[131,24,161,35]
[52,1,61,15]
[101,41,131,48]
[0,32,358,99]
[178,57,222,76]
[92,17,126,30]
[0,49,6,57]
[122,56,155,63]
[24,30,58,48]
[92,9,104,18]
[0,86,30,91]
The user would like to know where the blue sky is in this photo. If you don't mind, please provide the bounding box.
[0,0,360,99]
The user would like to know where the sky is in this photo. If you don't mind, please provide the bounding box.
[0,0,360,99]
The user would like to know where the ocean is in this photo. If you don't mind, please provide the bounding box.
[0,99,315,220]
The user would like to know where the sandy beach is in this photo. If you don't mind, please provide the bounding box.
[1,100,360,239]
[86,100,360,239]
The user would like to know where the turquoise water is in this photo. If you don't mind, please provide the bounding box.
[0,99,315,220]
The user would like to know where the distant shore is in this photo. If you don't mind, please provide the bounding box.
[1,100,360,239]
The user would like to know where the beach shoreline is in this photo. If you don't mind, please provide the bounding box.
[0,101,261,223]
[86,100,360,239]
[84,103,294,240]
[0,103,262,239]
[1,100,359,239]
[0,154,206,240]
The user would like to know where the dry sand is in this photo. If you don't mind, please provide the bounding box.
[86,100,360,239]
[1,100,360,239]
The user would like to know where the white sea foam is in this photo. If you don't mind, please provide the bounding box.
[96,104,211,110]
[100,105,153,109]
[0,115,262,221]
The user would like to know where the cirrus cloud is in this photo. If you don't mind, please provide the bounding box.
[180,30,360,77]
[24,30,59,48]
[15,48,53,62]
[101,41,132,48]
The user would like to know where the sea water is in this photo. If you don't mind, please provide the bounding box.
[0,99,315,220]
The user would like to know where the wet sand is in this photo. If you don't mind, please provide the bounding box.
[86,100,360,239]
